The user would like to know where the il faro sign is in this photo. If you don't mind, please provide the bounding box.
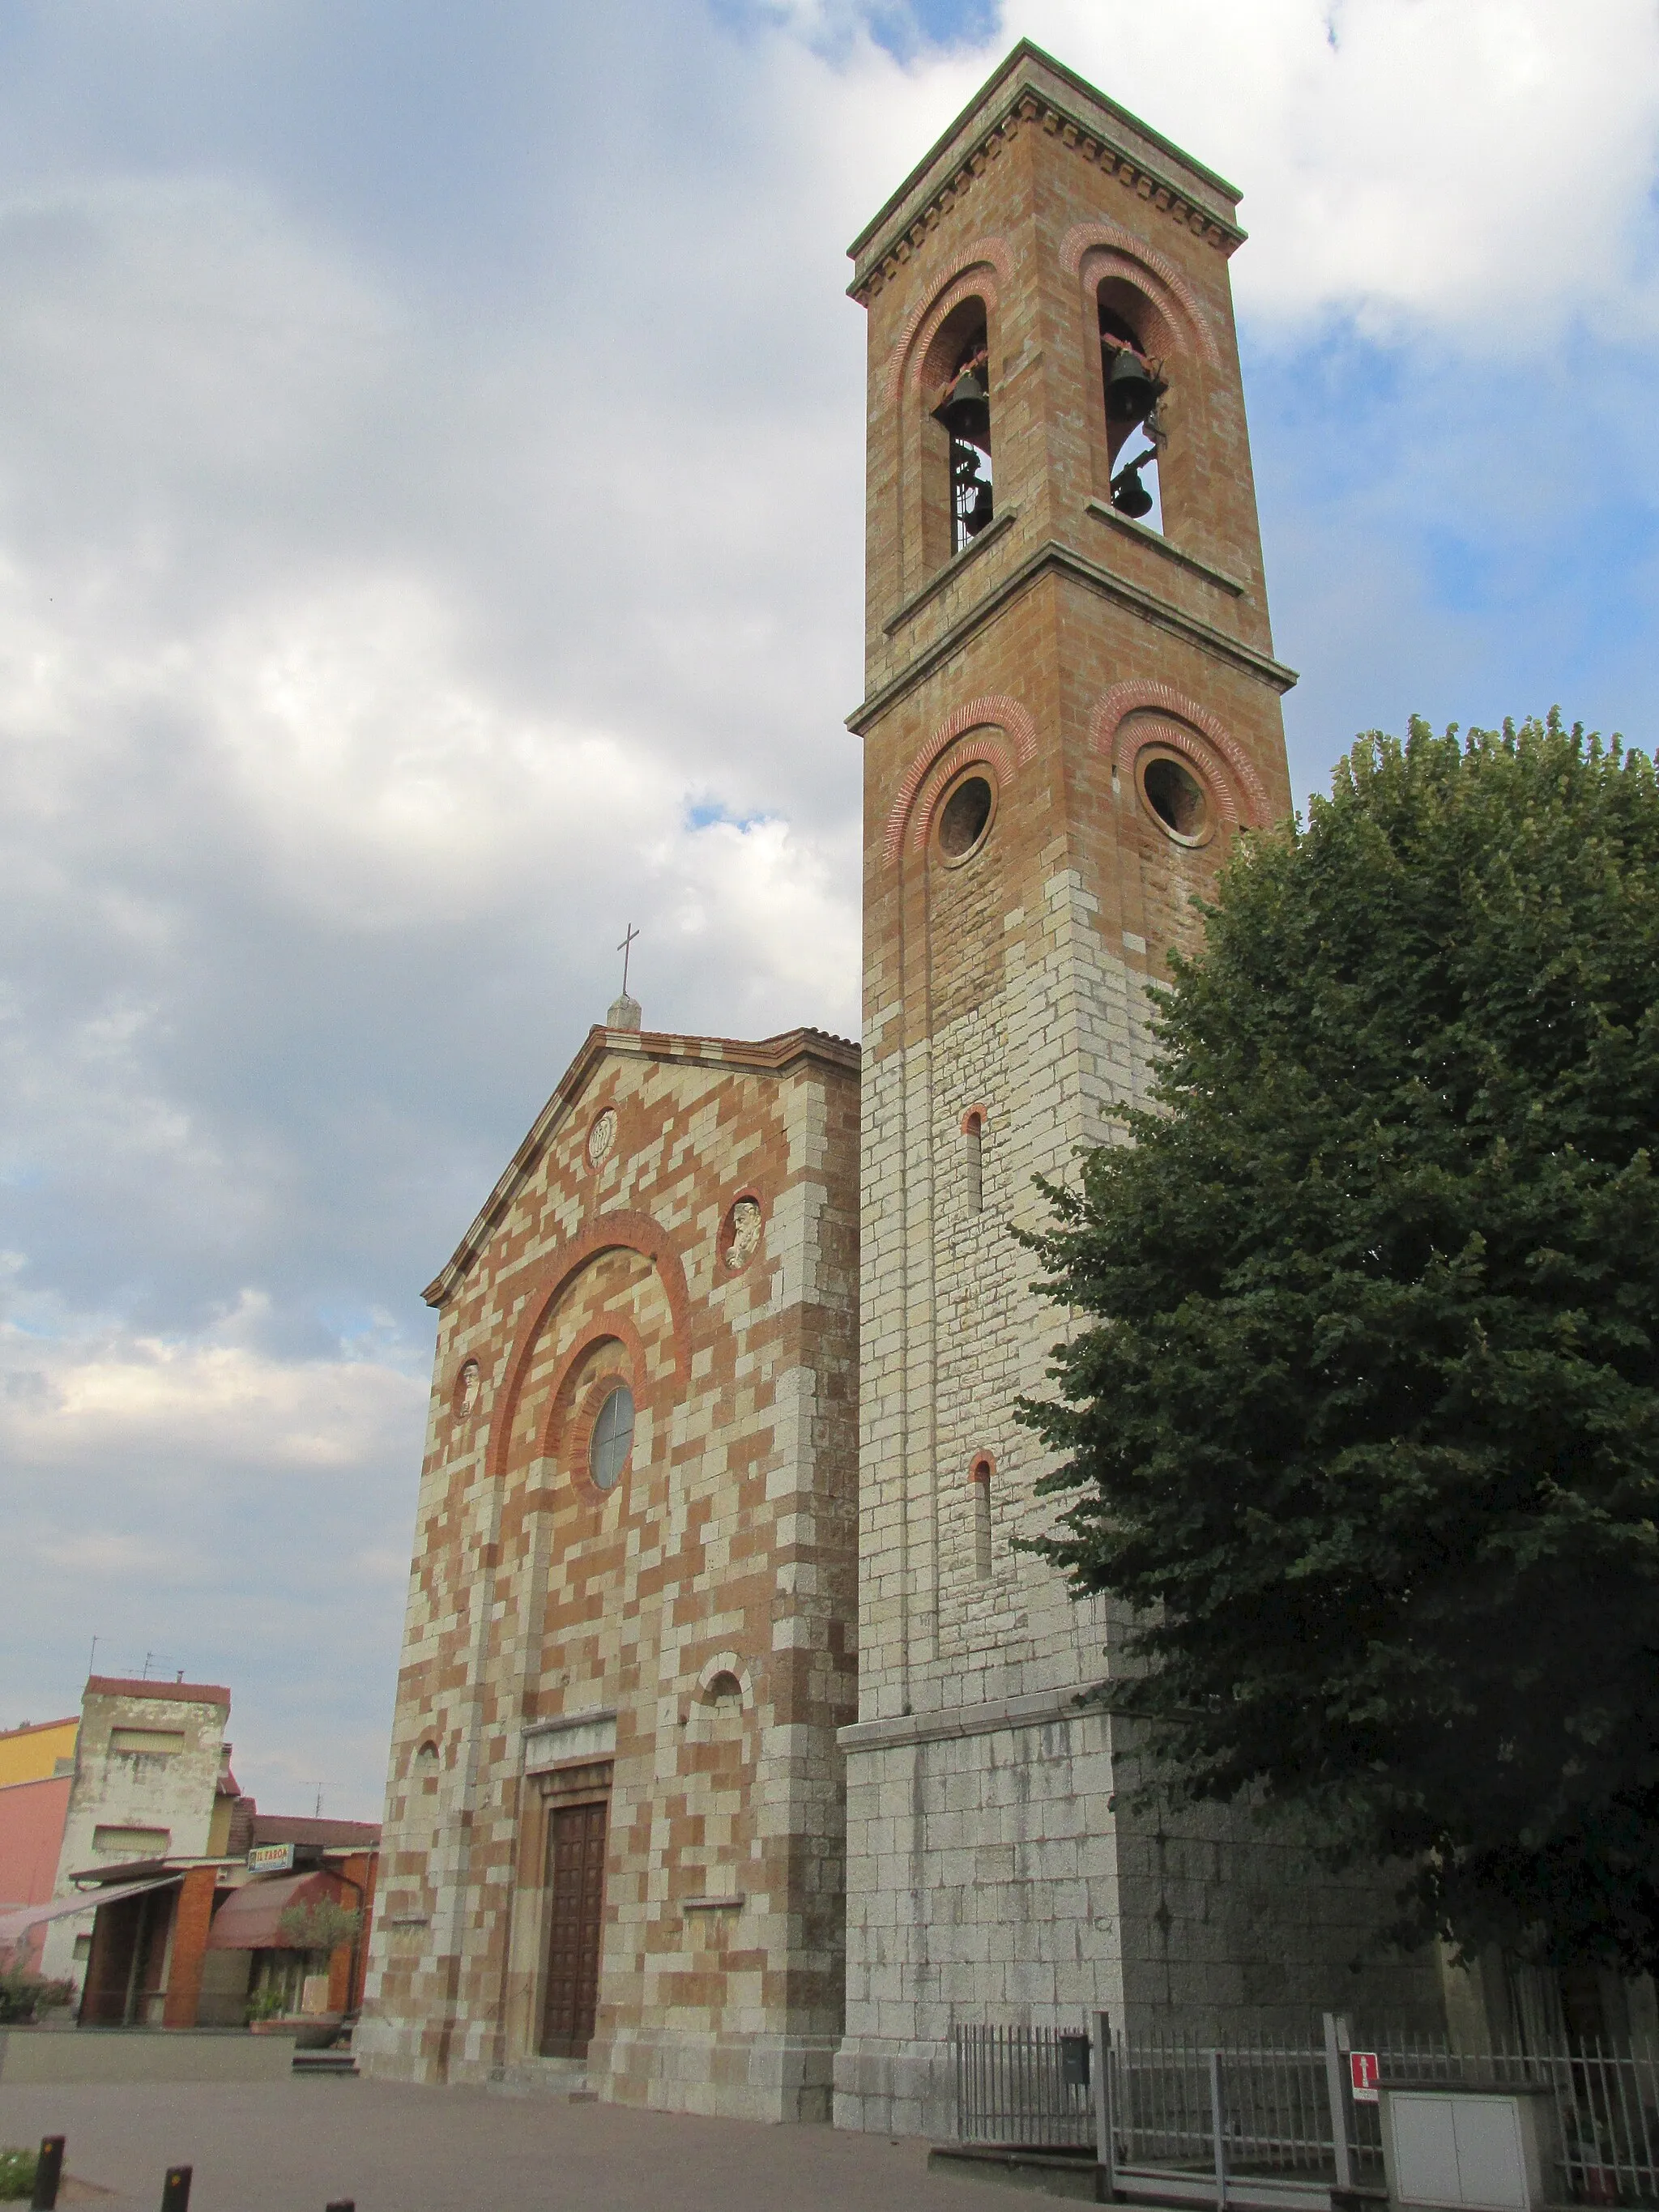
[246,1843,294,1873]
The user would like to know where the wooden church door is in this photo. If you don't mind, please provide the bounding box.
[539,1796,608,2057]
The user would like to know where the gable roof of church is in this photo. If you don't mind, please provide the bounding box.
[424,1023,859,1309]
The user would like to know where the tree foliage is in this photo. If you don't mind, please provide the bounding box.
[1018,714,1659,1974]
[275,1899,360,1956]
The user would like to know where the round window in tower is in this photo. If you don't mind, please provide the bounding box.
[588,1383,635,1493]
[1137,748,1214,847]
[936,771,995,863]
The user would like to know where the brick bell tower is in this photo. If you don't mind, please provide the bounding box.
[835,45,1437,2135]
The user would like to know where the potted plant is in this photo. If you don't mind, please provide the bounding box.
[245,1983,288,2029]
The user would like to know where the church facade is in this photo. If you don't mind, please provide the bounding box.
[360,40,1442,2128]
[356,1006,859,2117]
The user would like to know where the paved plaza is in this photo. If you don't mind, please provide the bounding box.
[0,2077,995,2212]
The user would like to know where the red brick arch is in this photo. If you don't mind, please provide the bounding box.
[884,239,1015,403]
[1060,220,1222,366]
[538,1315,650,1471]
[483,1212,689,1490]
[883,694,1038,865]
[1090,681,1273,829]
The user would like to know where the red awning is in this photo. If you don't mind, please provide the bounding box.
[205,1869,337,1950]
[0,1875,181,1945]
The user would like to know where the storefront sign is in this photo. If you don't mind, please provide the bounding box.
[247,1842,294,1873]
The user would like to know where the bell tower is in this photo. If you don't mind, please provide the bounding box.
[836,44,1434,2136]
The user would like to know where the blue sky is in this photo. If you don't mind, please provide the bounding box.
[1,0,1656,1816]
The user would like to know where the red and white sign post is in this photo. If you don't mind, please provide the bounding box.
[1350,2051,1381,2105]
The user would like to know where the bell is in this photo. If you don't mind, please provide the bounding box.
[935,367,991,451]
[1104,344,1161,427]
[1111,469,1154,520]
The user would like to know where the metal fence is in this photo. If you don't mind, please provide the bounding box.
[953,2023,1095,2150]
[1115,2028,1338,2182]
[953,2015,1659,2208]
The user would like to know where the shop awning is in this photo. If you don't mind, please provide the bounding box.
[205,1869,336,1950]
[0,1874,181,1946]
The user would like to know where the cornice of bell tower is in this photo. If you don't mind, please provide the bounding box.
[848,40,1246,306]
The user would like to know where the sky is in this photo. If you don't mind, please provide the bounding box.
[2,0,1657,1821]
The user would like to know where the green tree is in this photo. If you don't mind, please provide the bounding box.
[1018,714,1659,1975]
[275,1899,360,1955]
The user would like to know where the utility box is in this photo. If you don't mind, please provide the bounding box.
[1381,2086,1559,2212]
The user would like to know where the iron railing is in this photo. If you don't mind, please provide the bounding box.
[953,2022,1095,2149]
[953,2016,1659,2207]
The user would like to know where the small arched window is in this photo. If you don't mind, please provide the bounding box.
[1098,297,1167,535]
[962,1109,986,1214]
[706,1671,743,1716]
[970,1455,994,1579]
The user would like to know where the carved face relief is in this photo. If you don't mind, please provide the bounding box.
[725,1198,763,1270]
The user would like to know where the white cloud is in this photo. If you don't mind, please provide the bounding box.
[0,0,1655,1812]
[941,0,1659,341]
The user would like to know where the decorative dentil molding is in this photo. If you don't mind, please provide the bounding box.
[854,92,1242,308]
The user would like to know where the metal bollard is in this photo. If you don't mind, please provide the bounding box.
[32,2136,66,2212]
[160,2166,192,2212]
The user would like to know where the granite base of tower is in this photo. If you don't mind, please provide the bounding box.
[833,1692,1444,2137]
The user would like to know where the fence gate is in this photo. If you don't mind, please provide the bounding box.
[953,2023,1095,2150]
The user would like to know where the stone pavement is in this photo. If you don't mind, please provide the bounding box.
[0,2077,997,2212]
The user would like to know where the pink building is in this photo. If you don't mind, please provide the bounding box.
[0,1715,79,1971]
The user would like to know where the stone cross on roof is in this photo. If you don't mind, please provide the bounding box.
[608,921,642,1032]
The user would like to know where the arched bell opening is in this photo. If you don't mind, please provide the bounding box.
[922,296,995,566]
[1097,283,1168,535]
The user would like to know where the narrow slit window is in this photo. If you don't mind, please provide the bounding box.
[970,1457,993,1579]
[1100,304,1166,535]
[963,1111,985,1213]
[933,321,994,556]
